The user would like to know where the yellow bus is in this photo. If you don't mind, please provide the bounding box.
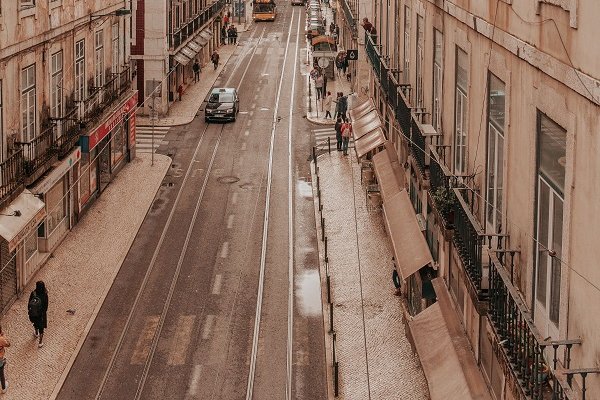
[252,0,277,21]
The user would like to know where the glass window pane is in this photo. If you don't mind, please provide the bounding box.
[539,114,566,192]
[550,194,563,324]
[489,74,505,131]
[536,180,550,303]
[456,47,468,91]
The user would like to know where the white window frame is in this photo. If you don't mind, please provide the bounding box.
[485,74,505,234]
[95,30,105,103]
[454,47,468,174]
[51,51,64,137]
[403,6,410,85]
[75,39,86,118]
[432,30,443,134]
[415,15,424,109]
[112,23,120,73]
[21,64,36,143]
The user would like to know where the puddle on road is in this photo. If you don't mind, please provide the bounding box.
[297,180,313,198]
[296,270,321,317]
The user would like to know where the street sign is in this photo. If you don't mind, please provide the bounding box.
[318,58,330,68]
[346,49,358,61]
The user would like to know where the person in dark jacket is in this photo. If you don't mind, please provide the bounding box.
[28,281,48,348]
[334,116,343,151]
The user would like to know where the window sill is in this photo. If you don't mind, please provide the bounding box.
[49,0,63,11]
[19,6,37,20]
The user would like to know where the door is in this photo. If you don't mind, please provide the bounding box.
[99,135,112,191]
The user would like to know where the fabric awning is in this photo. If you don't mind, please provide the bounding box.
[349,99,375,120]
[382,190,433,280]
[194,35,209,47]
[0,189,46,252]
[181,46,196,59]
[353,111,382,141]
[199,29,213,41]
[408,278,493,400]
[187,40,202,53]
[347,93,362,110]
[174,53,191,65]
[373,148,405,201]
[354,128,386,159]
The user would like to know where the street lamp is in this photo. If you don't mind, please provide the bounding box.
[90,8,131,22]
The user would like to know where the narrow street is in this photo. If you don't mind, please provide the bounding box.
[58,4,327,399]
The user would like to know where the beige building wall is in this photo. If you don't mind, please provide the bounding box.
[369,0,600,397]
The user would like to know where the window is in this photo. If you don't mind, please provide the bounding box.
[432,30,443,134]
[415,15,424,108]
[46,178,66,235]
[24,229,38,262]
[75,39,86,117]
[112,125,126,165]
[485,74,505,233]
[403,6,410,84]
[175,5,181,29]
[51,51,64,137]
[454,47,468,174]
[0,81,3,162]
[535,113,566,328]
[20,0,36,9]
[95,30,105,100]
[112,23,120,73]
[21,64,36,142]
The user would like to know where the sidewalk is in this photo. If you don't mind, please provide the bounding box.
[137,22,250,127]
[0,153,171,399]
[305,4,356,126]
[313,151,430,399]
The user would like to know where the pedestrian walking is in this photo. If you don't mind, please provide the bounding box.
[324,91,333,118]
[221,25,227,45]
[193,60,201,82]
[0,326,9,393]
[233,26,238,44]
[211,50,220,70]
[28,281,48,348]
[224,14,229,27]
[315,74,324,100]
[341,118,352,155]
[177,84,184,101]
[334,116,343,150]
[227,25,234,44]
[334,92,348,119]
[329,22,335,35]
[335,52,345,78]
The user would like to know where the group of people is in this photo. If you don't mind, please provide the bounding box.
[0,281,49,394]
[334,117,353,155]
[311,67,328,100]
[335,51,350,81]
[221,24,239,45]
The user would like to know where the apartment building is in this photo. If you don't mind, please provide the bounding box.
[340,0,600,399]
[133,0,226,115]
[0,0,136,313]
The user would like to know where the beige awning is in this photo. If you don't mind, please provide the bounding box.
[373,148,405,201]
[353,111,382,141]
[174,53,191,65]
[354,127,386,159]
[0,189,46,252]
[349,99,375,120]
[347,93,365,110]
[382,190,433,280]
[408,278,493,400]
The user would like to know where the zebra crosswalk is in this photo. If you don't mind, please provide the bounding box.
[135,126,170,153]
[312,127,355,148]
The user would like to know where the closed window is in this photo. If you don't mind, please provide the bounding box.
[46,178,66,235]
[112,23,120,73]
[432,30,443,134]
[75,39,86,117]
[403,6,410,84]
[0,81,3,162]
[485,74,505,233]
[21,64,36,142]
[454,47,468,174]
[95,30,105,96]
[51,51,64,136]
[415,15,424,108]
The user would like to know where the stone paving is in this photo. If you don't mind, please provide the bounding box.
[0,153,171,399]
[313,151,430,399]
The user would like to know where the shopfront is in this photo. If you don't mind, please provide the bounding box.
[31,147,81,260]
[0,190,46,295]
[79,91,138,213]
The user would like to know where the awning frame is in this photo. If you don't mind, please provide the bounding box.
[354,128,386,159]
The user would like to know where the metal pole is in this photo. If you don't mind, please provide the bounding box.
[151,79,157,167]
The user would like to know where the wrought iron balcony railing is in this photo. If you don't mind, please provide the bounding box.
[53,107,83,158]
[341,0,357,38]
[410,115,426,173]
[81,64,132,127]
[17,125,56,177]
[0,148,25,207]
[169,0,225,50]
[429,145,455,228]
[365,33,381,79]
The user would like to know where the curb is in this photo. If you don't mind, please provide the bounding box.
[307,117,336,126]
[49,154,172,400]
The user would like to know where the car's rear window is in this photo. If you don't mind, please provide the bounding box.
[209,93,234,103]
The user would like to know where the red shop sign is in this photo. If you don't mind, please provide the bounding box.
[86,91,139,151]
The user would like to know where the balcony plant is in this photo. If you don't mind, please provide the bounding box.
[431,186,456,228]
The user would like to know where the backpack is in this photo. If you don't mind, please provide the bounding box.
[28,292,42,319]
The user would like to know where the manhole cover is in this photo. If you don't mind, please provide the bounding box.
[217,176,240,184]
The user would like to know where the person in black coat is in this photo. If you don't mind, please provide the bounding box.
[334,116,343,151]
[28,281,48,348]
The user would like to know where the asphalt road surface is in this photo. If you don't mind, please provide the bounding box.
[58,5,327,400]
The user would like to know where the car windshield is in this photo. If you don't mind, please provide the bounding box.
[209,93,234,103]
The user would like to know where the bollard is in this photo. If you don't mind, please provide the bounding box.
[327,137,331,154]
[329,302,334,332]
[324,236,328,263]
[334,362,339,397]
[321,217,325,241]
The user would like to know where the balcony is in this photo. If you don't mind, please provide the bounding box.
[341,0,358,38]
[53,107,83,158]
[81,66,132,127]
[365,33,381,78]
[488,253,584,400]
[169,0,226,50]
[429,145,455,230]
[0,149,25,209]
[17,125,57,182]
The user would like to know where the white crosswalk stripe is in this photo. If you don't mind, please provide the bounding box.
[135,126,170,153]
[313,128,354,148]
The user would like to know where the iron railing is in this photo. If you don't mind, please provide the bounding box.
[341,0,358,38]
[410,115,426,173]
[365,33,381,78]
[386,73,400,111]
[0,149,25,206]
[429,145,455,228]
[81,64,132,126]
[18,125,56,177]
[452,187,488,299]
[54,107,82,158]
[169,0,225,49]
[396,88,412,137]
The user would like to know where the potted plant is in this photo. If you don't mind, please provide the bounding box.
[431,186,456,228]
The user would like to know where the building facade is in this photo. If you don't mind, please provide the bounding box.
[341,0,600,399]
[133,0,226,115]
[0,0,137,313]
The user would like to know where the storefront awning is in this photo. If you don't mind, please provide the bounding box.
[373,148,405,201]
[186,40,202,53]
[347,93,364,110]
[383,190,433,280]
[349,99,375,120]
[408,278,493,400]
[354,127,386,159]
[181,46,196,59]
[174,52,191,65]
[194,35,209,47]
[353,116,382,141]
[0,190,46,252]
[199,29,213,41]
